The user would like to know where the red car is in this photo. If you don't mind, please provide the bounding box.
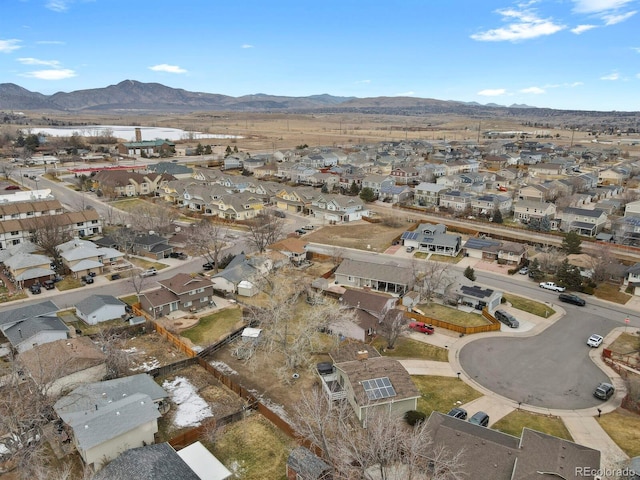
[409,322,435,334]
[4,185,20,190]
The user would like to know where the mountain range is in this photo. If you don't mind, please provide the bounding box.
[0,80,637,124]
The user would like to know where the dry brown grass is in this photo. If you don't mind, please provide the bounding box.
[304,221,407,252]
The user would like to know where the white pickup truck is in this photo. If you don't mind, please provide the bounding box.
[539,281,565,292]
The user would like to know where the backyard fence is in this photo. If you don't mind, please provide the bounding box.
[405,307,501,335]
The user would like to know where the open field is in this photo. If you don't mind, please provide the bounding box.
[303,221,407,252]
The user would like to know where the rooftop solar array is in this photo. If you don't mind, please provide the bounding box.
[362,377,396,401]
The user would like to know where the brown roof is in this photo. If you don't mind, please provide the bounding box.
[340,288,397,316]
[17,336,106,385]
[329,341,382,364]
[158,273,213,295]
[0,199,63,216]
[139,287,179,308]
[336,356,420,406]
[268,237,308,254]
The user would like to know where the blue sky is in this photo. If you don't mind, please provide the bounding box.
[1,0,639,111]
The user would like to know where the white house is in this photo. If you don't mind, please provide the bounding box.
[75,295,127,325]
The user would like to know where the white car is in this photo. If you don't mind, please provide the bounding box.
[587,334,604,348]
[539,282,566,292]
[140,267,157,277]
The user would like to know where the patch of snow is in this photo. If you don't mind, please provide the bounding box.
[192,345,203,353]
[208,361,238,376]
[121,347,141,354]
[132,358,161,372]
[162,376,213,428]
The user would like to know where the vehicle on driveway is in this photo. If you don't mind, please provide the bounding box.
[169,252,188,259]
[539,282,565,292]
[587,334,604,348]
[518,266,528,275]
[111,273,121,280]
[593,382,615,400]
[202,262,215,271]
[140,267,157,277]
[29,283,42,294]
[302,225,314,230]
[295,229,306,235]
[81,275,94,284]
[558,293,586,306]
[494,309,520,328]
[43,280,55,290]
[468,411,489,427]
[447,407,467,420]
[409,322,435,334]
[406,246,415,253]
[4,185,20,190]
[273,210,286,218]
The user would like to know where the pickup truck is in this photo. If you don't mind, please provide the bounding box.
[140,267,157,278]
[539,281,565,292]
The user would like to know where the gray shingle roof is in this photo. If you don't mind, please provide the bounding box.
[287,447,332,480]
[4,315,67,347]
[0,300,59,329]
[335,258,413,286]
[92,443,200,480]
[76,295,125,315]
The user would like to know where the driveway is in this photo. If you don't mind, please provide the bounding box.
[459,304,620,409]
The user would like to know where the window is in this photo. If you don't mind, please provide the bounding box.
[200,296,208,303]
[10,231,19,236]
[183,301,192,307]
[196,288,205,294]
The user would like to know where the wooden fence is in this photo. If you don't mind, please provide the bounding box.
[405,307,501,335]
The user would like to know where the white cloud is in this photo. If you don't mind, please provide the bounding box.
[149,64,187,74]
[600,72,620,80]
[0,39,21,53]
[602,10,636,24]
[520,86,546,94]
[543,81,584,88]
[355,79,371,84]
[471,7,565,42]
[395,91,415,96]
[46,0,70,12]
[20,68,76,80]
[636,73,640,79]
[18,58,62,67]
[478,88,508,96]
[633,47,640,53]
[241,44,254,49]
[572,0,634,14]
[36,40,65,45]
[571,24,597,33]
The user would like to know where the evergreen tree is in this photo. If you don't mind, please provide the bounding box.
[556,259,582,290]
[539,215,551,232]
[492,209,503,224]
[195,143,204,155]
[464,266,476,281]
[359,187,376,202]
[321,184,329,194]
[225,145,232,157]
[561,231,582,254]
[528,258,544,281]
[204,145,212,155]
[349,181,360,195]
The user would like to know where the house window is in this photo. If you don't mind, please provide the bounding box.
[11,214,19,219]
[196,288,205,294]
[27,211,34,216]
[200,296,208,303]
[183,301,192,307]
[10,231,19,236]
[77,222,84,226]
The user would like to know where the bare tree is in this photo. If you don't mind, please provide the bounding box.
[414,260,453,304]
[29,215,73,259]
[93,328,133,379]
[133,203,179,235]
[185,220,228,272]
[0,160,15,180]
[246,210,285,253]
[588,245,618,283]
[376,307,408,350]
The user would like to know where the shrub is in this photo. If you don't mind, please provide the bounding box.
[404,410,426,426]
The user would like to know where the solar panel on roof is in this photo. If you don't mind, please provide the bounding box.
[362,377,396,401]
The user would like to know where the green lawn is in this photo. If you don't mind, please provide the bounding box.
[491,410,573,440]
[119,294,139,306]
[597,409,640,457]
[413,375,483,416]
[502,294,556,318]
[415,303,491,327]
[110,198,148,211]
[181,307,243,346]
[372,336,449,361]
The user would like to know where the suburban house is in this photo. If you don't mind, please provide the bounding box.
[413,183,449,206]
[117,139,175,157]
[378,182,413,204]
[471,194,513,216]
[612,216,640,246]
[75,295,127,325]
[92,170,175,197]
[557,207,607,237]
[54,374,169,470]
[517,184,552,202]
[16,336,107,397]
[132,233,173,259]
[598,167,629,185]
[439,190,474,212]
[0,300,67,353]
[267,237,309,266]
[624,263,640,294]
[207,193,263,221]
[361,174,392,196]
[390,166,419,185]
[275,187,317,214]
[331,349,420,427]
[512,200,556,224]
[138,273,216,318]
[210,253,272,294]
[286,447,332,480]
[93,441,232,480]
[625,199,640,217]
[2,251,55,288]
[400,223,461,257]
[443,277,503,311]
[331,288,398,341]
[0,198,64,221]
[58,238,125,278]
[334,258,414,295]
[309,195,369,223]
[463,237,527,266]
[147,161,193,178]
[424,412,600,480]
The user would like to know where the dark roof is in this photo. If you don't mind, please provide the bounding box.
[92,443,199,480]
[93,235,117,248]
[159,273,214,295]
[460,285,495,299]
[463,237,501,250]
[0,300,59,329]
[329,341,382,364]
[287,447,332,480]
[340,288,396,316]
[75,294,125,315]
[335,258,413,286]
[134,233,169,246]
[4,315,68,347]
[562,207,605,217]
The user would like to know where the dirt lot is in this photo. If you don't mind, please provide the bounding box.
[121,331,189,372]
[304,220,407,253]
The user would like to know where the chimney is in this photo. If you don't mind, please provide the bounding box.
[357,350,369,361]
[135,127,142,142]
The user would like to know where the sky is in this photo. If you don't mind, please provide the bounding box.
[1,0,639,112]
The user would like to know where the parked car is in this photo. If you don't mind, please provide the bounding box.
[295,229,306,235]
[494,309,520,328]
[140,267,157,277]
[202,262,215,271]
[518,266,529,275]
[302,225,315,230]
[593,382,615,400]
[539,281,565,292]
[81,275,94,284]
[406,246,415,253]
[43,280,55,290]
[409,321,435,334]
[29,284,42,294]
[587,334,604,348]
[468,411,489,427]
[169,252,188,259]
[447,407,467,420]
[273,210,286,218]
[111,273,121,280]
[4,185,20,190]
[558,293,586,306]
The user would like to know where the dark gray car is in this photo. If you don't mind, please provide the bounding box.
[494,309,519,328]
[468,411,489,427]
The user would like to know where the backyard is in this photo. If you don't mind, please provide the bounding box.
[181,306,244,347]
[412,375,483,416]
[303,221,407,252]
[415,303,491,327]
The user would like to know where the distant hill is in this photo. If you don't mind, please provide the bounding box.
[0,80,638,126]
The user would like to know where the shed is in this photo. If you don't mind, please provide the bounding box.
[237,280,258,297]
[286,446,332,480]
[241,327,262,344]
[75,294,127,325]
